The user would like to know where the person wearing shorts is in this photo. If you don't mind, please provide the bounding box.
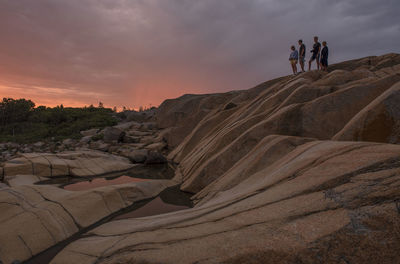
[289,45,298,75]
[309,36,321,70]
[320,41,329,71]
[298,39,306,72]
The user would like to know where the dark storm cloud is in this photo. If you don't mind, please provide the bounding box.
[0,0,399,107]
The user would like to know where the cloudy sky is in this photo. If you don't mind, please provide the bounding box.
[0,0,399,109]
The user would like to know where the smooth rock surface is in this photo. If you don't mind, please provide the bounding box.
[51,139,400,264]
[52,53,400,264]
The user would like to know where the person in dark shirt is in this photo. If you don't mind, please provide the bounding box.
[298,39,306,72]
[308,36,321,71]
[320,41,329,71]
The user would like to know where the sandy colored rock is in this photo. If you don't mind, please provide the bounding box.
[0,179,175,263]
[51,139,400,264]
[3,150,134,178]
[5,174,43,187]
[334,81,400,143]
[146,142,166,151]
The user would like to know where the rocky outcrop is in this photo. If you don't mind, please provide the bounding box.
[1,53,400,264]
[2,150,134,178]
[51,138,400,264]
[50,53,400,264]
[0,179,175,264]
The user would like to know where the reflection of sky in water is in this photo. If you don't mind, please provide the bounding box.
[63,176,192,220]
[63,176,145,191]
[114,197,189,220]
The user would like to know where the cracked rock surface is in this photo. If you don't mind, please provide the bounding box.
[0,179,174,263]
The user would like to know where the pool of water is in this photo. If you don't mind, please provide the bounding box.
[25,163,192,264]
[114,185,192,220]
[36,163,175,189]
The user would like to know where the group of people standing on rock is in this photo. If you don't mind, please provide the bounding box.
[289,36,329,75]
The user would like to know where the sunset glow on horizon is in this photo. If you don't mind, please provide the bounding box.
[1,0,399,109]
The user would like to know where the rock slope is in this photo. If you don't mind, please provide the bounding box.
[51,53,400,264]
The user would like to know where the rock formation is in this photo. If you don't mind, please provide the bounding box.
[1,53,400,264]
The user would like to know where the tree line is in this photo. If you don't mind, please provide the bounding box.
[0,98,117,143]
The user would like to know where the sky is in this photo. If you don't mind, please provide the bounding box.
[0,0,399,109]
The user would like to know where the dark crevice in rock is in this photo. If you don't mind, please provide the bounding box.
[23,197,153,264]
[24,186,82,230]
[18,235,33,258]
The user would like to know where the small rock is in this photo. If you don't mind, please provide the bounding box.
[123,135,140,143]
[103,127,125,143]
[146,142,166,152]
[33,142,45,148]
[140,122,158,131]
[22,147,32,153]
[108,146,120,153]
[62,138,76,146]
[80,128,99,137]
[80,136,92,144]
[90,142,110,152]
[114,121,139,131]
[127,149,149,163]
